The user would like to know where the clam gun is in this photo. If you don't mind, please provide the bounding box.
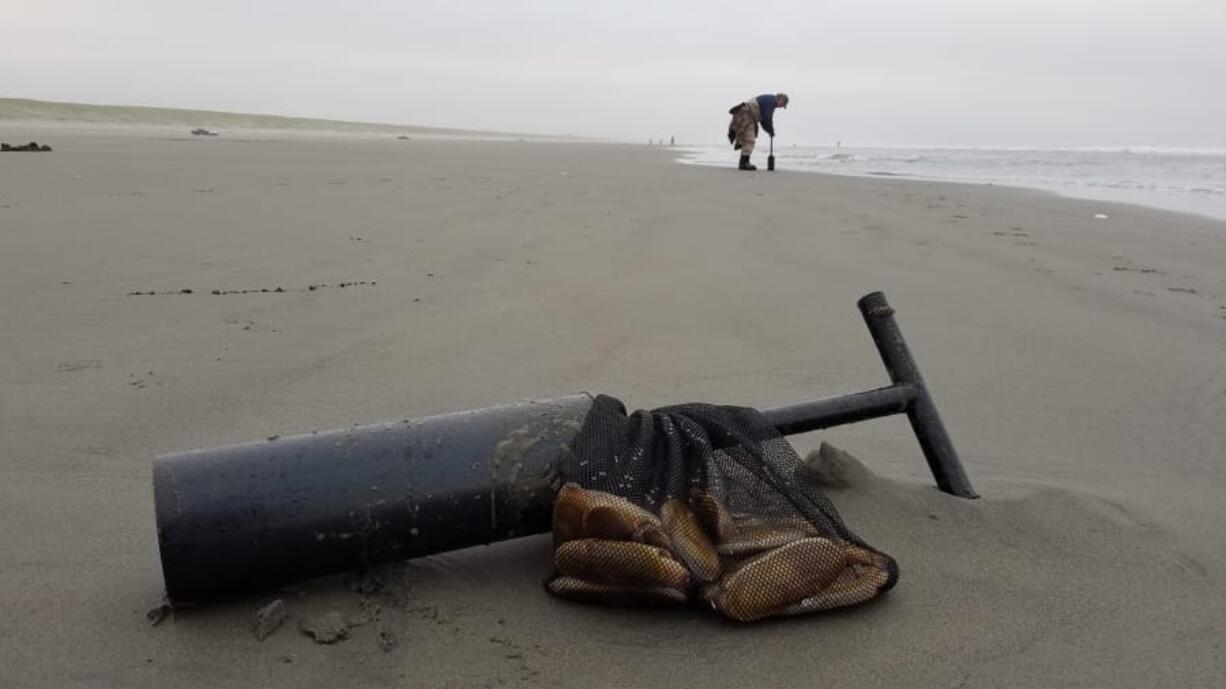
[152,291,975,605]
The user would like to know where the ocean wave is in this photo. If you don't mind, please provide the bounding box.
[676,144,1226,215]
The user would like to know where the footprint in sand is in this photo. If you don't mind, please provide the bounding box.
[56,360,102,373]
[1169,552,1209,579]
[1113,265,1164,274]
[224,316,280,333]
[128,371,161,390]
[486,633,542,683]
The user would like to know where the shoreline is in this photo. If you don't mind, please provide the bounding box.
[2,129,1224,688]
[676,144,1226,223]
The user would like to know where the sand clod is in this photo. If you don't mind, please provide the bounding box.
[299,611,349,644]
[253,599,286,640]
[800,442,875,490]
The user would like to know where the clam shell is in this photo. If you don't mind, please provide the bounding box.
[716,517,818,557]
[660,499,722,583]
[552,484,589,549]
[553,483,670,550]
[546,576,688,606]
[776,559,890,615]
[687,489,737,543]
[708,537,847,622]
[554,538,689,590]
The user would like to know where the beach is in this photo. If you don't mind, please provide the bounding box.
[2,126,1224,688]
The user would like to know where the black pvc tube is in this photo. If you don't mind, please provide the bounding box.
[153,395,593,604]
[761,384,916,436]
[857,292,978,498]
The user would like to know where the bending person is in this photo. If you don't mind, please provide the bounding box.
[727,93,789,170]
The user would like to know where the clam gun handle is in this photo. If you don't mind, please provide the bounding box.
[762,291,976,499]
[152,291,974,604]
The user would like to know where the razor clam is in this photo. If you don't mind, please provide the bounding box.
[706,537,847,622]
[552,482,671,551]
[546,577,688,606]
[554,538,690,590]
[660,498,722,582]
[776,546,891,615]
[715,516,818,557]
[687,488,737,543]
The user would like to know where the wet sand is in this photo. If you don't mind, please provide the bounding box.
[2,127,1224,688]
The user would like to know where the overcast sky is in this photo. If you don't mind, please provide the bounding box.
[2,0,1224,147]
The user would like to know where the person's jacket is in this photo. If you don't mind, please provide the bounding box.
[755,94,781,137]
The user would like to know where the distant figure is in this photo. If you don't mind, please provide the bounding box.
[727,93,788,170]
[670,136,675,146]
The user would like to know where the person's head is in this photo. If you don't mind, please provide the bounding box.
[776,93,789,108]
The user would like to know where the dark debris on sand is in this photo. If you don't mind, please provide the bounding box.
[2,141,53,152]
[126,281,376,297]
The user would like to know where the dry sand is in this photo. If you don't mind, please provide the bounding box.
[2,126,1224,688]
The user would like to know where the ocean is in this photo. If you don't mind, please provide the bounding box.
[680,145,1226,223]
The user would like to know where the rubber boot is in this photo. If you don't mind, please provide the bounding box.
[738,155,757,171]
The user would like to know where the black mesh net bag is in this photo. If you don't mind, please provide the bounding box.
[546,394,899,622]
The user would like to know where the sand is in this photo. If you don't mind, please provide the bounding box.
[2,126,1224,688]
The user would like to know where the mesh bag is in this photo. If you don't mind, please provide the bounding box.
[547,395,899,622]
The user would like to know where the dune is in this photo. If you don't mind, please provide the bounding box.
[0,97,534,138]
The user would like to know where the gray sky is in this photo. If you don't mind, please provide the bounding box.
[3,0,1224,147]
